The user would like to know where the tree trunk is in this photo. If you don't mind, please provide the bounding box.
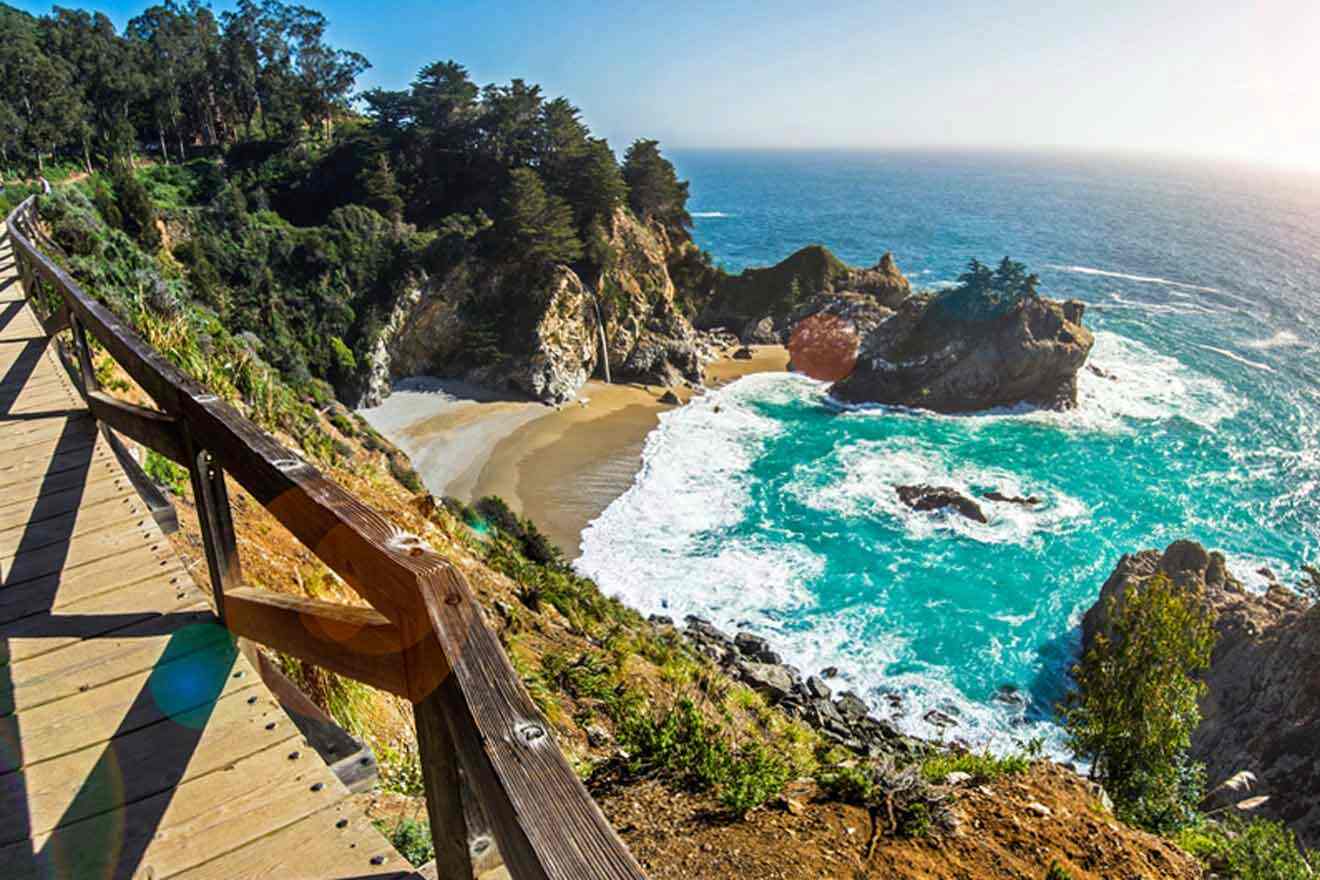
[37,151,44,174]
[160,131,170,164]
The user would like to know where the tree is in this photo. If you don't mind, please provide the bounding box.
[359,153,403,222]
[621,139,691,236]
[500,168,581,267]
[1063,573,1216,832]
[564,137,627,229]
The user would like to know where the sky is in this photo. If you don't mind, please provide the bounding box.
[12,0,1320,171]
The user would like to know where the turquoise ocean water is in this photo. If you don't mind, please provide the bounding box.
[575,150,1320,753]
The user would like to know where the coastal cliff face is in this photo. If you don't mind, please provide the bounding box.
[1082,540,1320,846]
[361,207,711,406]
[697,245,911,341]
[829,293,1094,412]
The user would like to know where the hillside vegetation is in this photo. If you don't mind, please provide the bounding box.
[7,1,1309,875]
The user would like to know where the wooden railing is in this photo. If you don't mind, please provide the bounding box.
[5,196,645,880]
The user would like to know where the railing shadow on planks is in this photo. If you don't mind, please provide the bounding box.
[5,195,646,880]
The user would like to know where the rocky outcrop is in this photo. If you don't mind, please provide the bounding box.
[673,615,924,758]
[361,208,714,406]
[896,485,988,523]
[1082,540,1320,846]
[830,293,1093,412]
[698,245,912,342]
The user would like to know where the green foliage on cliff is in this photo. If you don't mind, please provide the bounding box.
[1063,573,1216,832]
[622,139,691,238]
[702,243,851,325]
[930,256,1041,322]
[1177,818,1314,880]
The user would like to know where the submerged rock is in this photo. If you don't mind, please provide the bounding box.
[830,292,1094,412]
[896,484,989,524]
[983,490,1041,506]
[657,388,681,405]
[1082,540,1320,846]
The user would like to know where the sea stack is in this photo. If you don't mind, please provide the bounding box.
[829,292,1094,412]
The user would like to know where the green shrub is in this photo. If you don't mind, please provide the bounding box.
[110,165,162,252]
[373,817,434,867]
[1063,572,1216,833]
[920,749,1031,784]
[618,697,789,816]
[388,454,424,493]
[144,450,189,496]
[1044,860,1074,880]
[1176,818,1314,879]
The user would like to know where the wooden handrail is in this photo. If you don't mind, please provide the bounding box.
[5,196,645,880]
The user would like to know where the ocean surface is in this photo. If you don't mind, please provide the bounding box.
[575,149,1320,754]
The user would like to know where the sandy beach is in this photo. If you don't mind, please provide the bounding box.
[359,346,790,557]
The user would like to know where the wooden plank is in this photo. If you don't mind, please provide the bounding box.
[223,588,410,698]
[0,638,257,770]
[2,382,77,412]
[1,567,196,665]
[0,499,151,561]
[0,541,181,626]
[0,517,163,592]
[1,606,218,715]
[0,458,122,511]
[0,419,98,467]
[169,800,413,880]
[0,472,133,532]
[0,737,353,880]
[3,658,296,843]
[0,413,95,447]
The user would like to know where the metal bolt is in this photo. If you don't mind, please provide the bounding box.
[246,695,258,705]
[516,722,546,744]
[310,782,324,792]
[336,818,348,829]
[265,721,277,731]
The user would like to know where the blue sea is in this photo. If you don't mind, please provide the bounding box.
[575,149,1320,753]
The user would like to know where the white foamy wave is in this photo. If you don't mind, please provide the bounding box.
[577,375,821,620]
[789,439,1086,546]
[1048,264,1221,293]
[1197,344,1275,373]
[830,331,1239,433]
[692,211,733,218]
[1243,330,1306,350]
[1224,554,1302,596]
[1053,331,1240,432]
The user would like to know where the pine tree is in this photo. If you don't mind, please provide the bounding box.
[501,168,582,267]
[360,153,404,222]
[622,139,691,236]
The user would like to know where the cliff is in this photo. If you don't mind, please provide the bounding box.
[698,245,911,342]
[1083,540,1320,846]
[361,207,714,406]
[830,292,1094,412]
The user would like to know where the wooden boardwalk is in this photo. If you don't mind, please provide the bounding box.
[0,232,417,878]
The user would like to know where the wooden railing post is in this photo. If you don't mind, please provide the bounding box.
[184,434,242,622]
[70,313,99,395]
[414,682,477,880]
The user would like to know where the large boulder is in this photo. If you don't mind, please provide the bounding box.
[895,484,988,524]
[829,293,1093,412]
[1081,541,1320,846]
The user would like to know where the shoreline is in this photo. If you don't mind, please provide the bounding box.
[359,345,791,557]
